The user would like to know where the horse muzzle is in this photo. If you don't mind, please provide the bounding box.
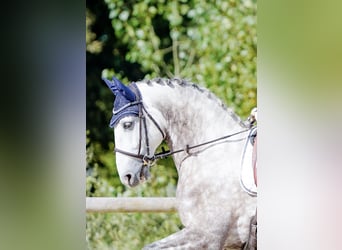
[122,165,150,187]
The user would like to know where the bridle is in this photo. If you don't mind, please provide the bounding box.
[114,101,166,166]
[114,83,166,167]
[114,83,254,167]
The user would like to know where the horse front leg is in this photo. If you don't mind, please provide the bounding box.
[142,227,224,250]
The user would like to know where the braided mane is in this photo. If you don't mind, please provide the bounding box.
[135,77,246,127]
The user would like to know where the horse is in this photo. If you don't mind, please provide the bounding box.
[103,76,257,250]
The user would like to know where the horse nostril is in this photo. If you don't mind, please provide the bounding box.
[122,172,140,187]
[124,173,132,184]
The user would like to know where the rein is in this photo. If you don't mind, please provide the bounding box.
[115,125,251,166]
[152,129,251,160]
[114,83,253,167]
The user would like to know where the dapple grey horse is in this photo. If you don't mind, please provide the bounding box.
[103,77,257,249]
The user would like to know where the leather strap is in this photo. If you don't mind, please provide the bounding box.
[252,135,257,186]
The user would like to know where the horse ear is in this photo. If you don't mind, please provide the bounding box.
[102,76,136,102]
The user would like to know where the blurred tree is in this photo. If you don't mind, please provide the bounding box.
[103,0,256,116]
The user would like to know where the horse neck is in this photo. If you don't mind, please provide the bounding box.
[137,80,245,160]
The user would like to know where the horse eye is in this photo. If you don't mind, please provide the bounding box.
[123,121,133,129]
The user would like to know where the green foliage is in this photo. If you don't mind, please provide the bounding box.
[104,0,257,117]
[87,0,256,248]
[87,212,182,250]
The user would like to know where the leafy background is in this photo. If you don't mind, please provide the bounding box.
[86,0,256,249]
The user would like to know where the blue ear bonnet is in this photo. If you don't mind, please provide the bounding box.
[102,77,140,128]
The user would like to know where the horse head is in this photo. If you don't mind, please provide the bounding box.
[103,76,165,187]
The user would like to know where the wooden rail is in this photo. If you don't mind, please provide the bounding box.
[86,197,177,213]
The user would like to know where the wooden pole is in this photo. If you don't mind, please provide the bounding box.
[86,197,177,213]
